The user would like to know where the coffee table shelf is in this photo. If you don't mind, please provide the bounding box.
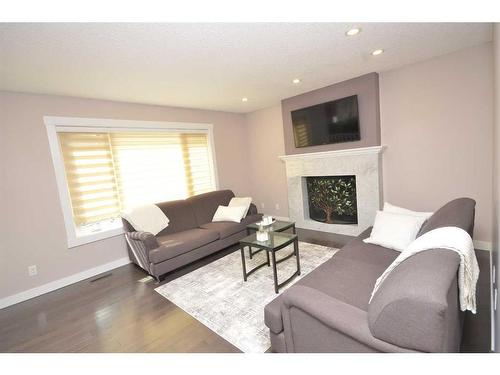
[239,231,301,294]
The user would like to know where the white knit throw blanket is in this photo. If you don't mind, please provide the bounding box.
[369,226,479,313]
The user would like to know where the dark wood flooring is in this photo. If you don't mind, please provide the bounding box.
[0,245,241,353]
[0,229,491,352]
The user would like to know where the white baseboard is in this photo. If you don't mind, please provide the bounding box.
[0,257,131,310]
[474,240,492,251]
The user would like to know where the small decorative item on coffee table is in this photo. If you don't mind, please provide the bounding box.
[239,231,301,294]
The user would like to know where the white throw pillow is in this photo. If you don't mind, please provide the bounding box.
[121,204,169,235]
[383,202,433,219]
[212,205,247,223]
[228,197,252,218]
[363,210,428,252]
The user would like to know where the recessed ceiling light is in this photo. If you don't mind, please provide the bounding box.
[241,97,248,102]
[345,28,361,36]
[371,49,384,56]
[292,78,301,84]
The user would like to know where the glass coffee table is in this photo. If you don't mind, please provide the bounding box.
[239,231,301,294]
[246,220,296,259]
[246,220,296,235]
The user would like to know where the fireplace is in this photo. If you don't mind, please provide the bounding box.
[305,175,358,225]
[280,146,384,236]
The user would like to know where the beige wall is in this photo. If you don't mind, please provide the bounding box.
[380,42,494,243]
[243,106,289,217]
[492,24,500,352]
[0,92,248,299]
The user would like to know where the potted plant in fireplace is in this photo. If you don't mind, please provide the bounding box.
[306,176,358,224]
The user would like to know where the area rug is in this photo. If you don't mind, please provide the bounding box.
[154,241,338,352]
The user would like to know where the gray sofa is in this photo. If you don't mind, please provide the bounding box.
[122,190,262,281]
[264,198,476,353]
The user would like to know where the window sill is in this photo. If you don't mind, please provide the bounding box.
[68,220,124,248]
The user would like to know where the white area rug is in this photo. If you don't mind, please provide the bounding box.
[155,241,338,352]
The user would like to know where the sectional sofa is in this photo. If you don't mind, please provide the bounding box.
[264,198,476,352]
[122,190,262,281]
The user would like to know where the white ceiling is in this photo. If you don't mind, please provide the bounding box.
[0,23,492,113]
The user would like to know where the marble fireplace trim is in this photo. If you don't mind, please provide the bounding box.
[279,146,385,237]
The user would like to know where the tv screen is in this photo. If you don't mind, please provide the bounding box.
[291,95,360,148]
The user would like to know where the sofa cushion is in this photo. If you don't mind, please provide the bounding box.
[228,197,252,217]
[200,212,263,239]
[333,227,399,269]
[150,228,219,263]
[417,197,476,237]
[187,190,235,226]
[155,199,199,236]
[298,255,393,311]
[266,256,390,334]
[363,210,427,252]
[200,221,245,239]
[121,204,170,235]
[383,202,433,219]
[212,205,247,223]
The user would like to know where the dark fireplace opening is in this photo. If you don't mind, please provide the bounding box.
[306,175,358,225]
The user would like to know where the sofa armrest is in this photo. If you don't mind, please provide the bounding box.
[125,231,160,270]
[281,286,415,353]
[367,249,461,352]
[128,231,159,250]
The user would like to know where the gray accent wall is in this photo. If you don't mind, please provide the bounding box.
[281,72,381,155]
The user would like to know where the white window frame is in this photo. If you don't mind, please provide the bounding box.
[44,116,219,248]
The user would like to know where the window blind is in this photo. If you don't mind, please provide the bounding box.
[58,131,215,227]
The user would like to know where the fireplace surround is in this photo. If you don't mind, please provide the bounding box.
[279,146,384,236]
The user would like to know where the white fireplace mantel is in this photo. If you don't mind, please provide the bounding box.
[280,145,386,237]
[279,145,385,162]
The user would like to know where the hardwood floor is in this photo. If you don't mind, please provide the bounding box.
[0,246,240,353]
[0,230,491,352]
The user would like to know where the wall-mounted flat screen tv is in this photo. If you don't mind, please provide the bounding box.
[291,95,360,148]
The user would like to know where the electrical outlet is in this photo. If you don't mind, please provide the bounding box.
[275,203,280,211]
[28,265,37,276]
[260,203,265,209]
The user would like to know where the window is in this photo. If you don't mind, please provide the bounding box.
[45,117,218,247]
